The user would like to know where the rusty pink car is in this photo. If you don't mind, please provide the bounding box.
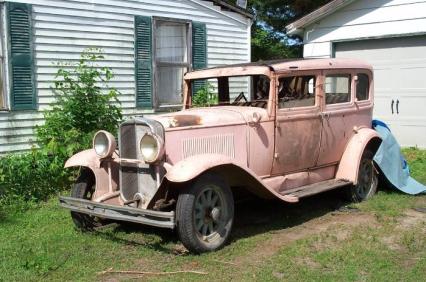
[60,58,381,253]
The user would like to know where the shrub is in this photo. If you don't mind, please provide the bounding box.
[0,48,122,206]
[192,83,218,107]
[0,149,67,205]
[36,48,122,156]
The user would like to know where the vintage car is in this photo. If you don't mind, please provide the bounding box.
[59,58,381,253]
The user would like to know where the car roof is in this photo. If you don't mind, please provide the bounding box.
[184,58,373,80]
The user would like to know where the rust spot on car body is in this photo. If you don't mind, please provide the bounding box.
[169,115,202,128]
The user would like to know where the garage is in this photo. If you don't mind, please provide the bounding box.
[334,36,426,147]
[286,0,426,148]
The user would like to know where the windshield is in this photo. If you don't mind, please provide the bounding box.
[188,75,270,109]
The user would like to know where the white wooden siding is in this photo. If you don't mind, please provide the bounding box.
[0,0,251,153]
[302,0,426,58]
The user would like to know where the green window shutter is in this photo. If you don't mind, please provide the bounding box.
[134,16,153,108]
[192,22,207,94]
[192,22,207,70]
[7,2,35,110]
[192,22,207,95]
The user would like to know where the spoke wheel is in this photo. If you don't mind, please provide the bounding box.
[347,149,378,202]
[176,173,234,253]
[194,185,228,243]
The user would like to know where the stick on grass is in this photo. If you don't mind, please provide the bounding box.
[98,268,207,276]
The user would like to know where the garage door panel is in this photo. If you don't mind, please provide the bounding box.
[335,35,426,148]
[374,96,393,120]
[397,96,425,118]
[400,67,426,89]
[387,123,426,148]
[374,68,396,91]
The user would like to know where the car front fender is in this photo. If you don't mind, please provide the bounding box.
[65,149,101,169]
[165,154,237,183]
[64,149,120,202]
[336,127,382,184]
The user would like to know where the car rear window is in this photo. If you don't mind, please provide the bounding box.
[356,73,369,101]
[325,75,351,105]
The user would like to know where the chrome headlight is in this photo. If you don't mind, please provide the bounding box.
[139,133,164,164]
[93,130,116,158]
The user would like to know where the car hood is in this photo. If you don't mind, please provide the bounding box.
[146,106,268,130]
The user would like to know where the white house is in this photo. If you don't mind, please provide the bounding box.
[286,0,426,148]
[0,0,252,153]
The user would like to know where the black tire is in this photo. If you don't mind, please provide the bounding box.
[347,149,378,202]
[70,169,104,231]
[176,173,234,254]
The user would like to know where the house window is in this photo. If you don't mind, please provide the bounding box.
[325,74,351,104]
[154,20,190,109]
[356,73,369,101]
[0,3,6,110]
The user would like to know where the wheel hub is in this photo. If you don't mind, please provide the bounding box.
[210,207,221,222]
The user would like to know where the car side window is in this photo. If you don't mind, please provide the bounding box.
[278,76,316,109]
[325,74,351,105]
[356,73,369,101]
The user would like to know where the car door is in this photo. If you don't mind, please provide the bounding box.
[317,70,374,166]
[271,71,322,175]
[247,77,276,178]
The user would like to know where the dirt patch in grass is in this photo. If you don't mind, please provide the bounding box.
[399,209,426,230]
[231,197,425,278]
[233,211,377,266]
[295,256,322,269]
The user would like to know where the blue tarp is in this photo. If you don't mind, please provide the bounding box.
[373,120,426,195]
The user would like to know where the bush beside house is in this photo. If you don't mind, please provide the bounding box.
[0,49,122,207]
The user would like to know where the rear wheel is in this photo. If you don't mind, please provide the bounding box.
[70,169,104,231]
[176,173,234,253]
[347,149,378,202]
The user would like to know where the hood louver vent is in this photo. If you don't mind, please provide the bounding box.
[182,134,235,159]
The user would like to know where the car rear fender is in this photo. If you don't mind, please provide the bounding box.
[336,128,382,185]
[164,154,298,203]
[64,149,120,201]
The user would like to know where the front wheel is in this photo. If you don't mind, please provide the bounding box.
[176,173,234,253]
[70,169,104,231]
[347,149,378,202]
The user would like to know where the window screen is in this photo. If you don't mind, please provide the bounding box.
[325,75,351,104]
[155,20,189,108]
[356,73,369,101]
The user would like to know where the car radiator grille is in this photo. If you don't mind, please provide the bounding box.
[119,123,157,202]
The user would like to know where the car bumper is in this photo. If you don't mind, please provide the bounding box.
[59,196,175,229]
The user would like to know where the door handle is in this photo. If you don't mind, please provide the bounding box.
[391,99,394,114]
[320,112,330,121]
[396,99,400,115]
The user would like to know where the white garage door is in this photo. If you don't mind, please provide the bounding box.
[335,36,426,148]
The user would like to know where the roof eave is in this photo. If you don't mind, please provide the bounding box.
[286,0,356,35]
[211,0,254,19]
[286,27,304,36]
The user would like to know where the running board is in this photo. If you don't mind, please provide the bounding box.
[279,179,352,201]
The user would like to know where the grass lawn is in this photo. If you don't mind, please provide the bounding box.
[0,148,425,281]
